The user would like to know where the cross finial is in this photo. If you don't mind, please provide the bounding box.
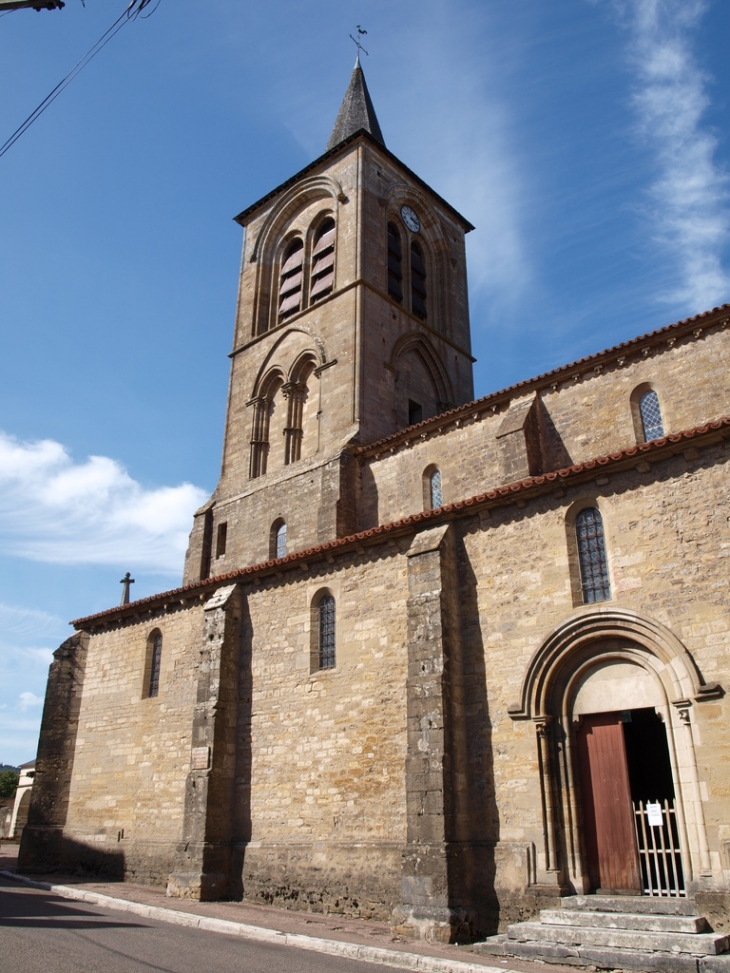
[349,25,369,60]
[119,571,135,606]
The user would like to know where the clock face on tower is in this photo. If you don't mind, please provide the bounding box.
[400,205,421,233]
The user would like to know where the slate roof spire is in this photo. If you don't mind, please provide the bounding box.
[326,56,385,151]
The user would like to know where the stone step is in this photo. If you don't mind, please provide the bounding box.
[505,920,730,956]
[475,935,711,973]
[541,907,708,934]
[560,893,695,916]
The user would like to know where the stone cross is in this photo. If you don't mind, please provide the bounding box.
[119,572,135,606]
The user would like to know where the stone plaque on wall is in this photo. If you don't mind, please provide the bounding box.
[191,746,210,770]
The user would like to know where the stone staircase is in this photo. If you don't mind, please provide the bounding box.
[474,895,730,972]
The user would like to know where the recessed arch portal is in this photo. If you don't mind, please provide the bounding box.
[509,608,715,894]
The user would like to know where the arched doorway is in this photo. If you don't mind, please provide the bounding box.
[509,609,716,897]
[571,660,683,895]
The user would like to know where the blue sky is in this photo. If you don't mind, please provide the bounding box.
[1,0,728,765]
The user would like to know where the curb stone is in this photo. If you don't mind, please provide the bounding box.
[1,870,515,973]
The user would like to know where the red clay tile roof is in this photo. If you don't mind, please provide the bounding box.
[355,304,730,457]
[71,415,730,629]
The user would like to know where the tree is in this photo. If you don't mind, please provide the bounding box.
[0,770,19,799]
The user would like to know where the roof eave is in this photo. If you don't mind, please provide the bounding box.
[233,129,474,233]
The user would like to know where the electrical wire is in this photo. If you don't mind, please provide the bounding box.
[0,0,160,160]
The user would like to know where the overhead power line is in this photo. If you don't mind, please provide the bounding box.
[0,0,161,160]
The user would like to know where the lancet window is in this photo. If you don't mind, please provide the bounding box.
[145,630,162,699]
[639,389,664,441]
[575,507,611,604]
[317,593,336,669]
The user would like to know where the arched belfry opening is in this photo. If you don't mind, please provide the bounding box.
[510,609,714,899]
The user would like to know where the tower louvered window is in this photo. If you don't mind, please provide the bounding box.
[278,238,304,320]
[576,508,611,604]
[639,389,664,441]
[310,218,335,303]
[411,242,427,319]
[387,223,403,302]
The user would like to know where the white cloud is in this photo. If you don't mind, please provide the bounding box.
[0,432,208,573]
[18,692,42,712]
[0,603,62,642]
[623,0,730,309]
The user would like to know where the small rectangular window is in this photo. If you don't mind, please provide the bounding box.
[216,522,227,558]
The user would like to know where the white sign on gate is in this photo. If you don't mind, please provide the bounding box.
[646,802,663,827]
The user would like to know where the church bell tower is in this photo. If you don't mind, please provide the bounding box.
[183,60,475,584]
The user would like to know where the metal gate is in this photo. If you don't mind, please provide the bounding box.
[632,799,685,896]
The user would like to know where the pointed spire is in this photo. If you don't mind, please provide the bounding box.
[326,58,385,152]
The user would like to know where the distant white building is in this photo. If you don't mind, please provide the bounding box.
[9,761,35,839]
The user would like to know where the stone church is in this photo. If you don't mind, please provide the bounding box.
[20,61,730,952]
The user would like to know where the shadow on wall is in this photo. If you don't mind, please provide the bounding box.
[358,462,379,530]
[451,527,500,937]
[18,834,125,881]
[230,595,254,900]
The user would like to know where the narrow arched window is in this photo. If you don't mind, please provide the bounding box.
[271,519,286,560]
[278,238,304,320]
[318,594,336,669]
[310,218,335,303]
[575,508,611,604]
[430,469,442,510]
[387,222,403,303]
[410,241,427,320]
[639,389,664,441]
[146,630,162,698]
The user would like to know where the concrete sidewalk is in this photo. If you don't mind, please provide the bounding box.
[0,843,590,973]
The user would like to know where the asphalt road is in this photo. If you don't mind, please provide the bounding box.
[0,876,403,973]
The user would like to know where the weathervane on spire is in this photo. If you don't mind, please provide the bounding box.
[349,25,369,59]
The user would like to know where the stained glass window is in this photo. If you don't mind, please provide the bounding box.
[576,508,611,604]
[430,470,442,510]
[275,521,287,559]
[639,390,664,441]
[318,594,336,669]
[148,631,162,698]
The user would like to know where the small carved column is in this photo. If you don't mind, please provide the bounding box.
[167,584,243,900]
[672,699,711,876]
[282,382,305,464]
[18,632,89,873]
[249,396,269,478]
[534,716,560,876]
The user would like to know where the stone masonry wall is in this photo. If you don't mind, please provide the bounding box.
[360,321,730,531]
[238,544,410,917]
[456,437,730,924]
[61,605,203,884]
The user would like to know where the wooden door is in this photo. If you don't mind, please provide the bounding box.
[577,712,641,893]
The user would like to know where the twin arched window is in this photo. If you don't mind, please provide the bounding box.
[575,508,611,604]
[277,217,335,324]
[387,222,427,320]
